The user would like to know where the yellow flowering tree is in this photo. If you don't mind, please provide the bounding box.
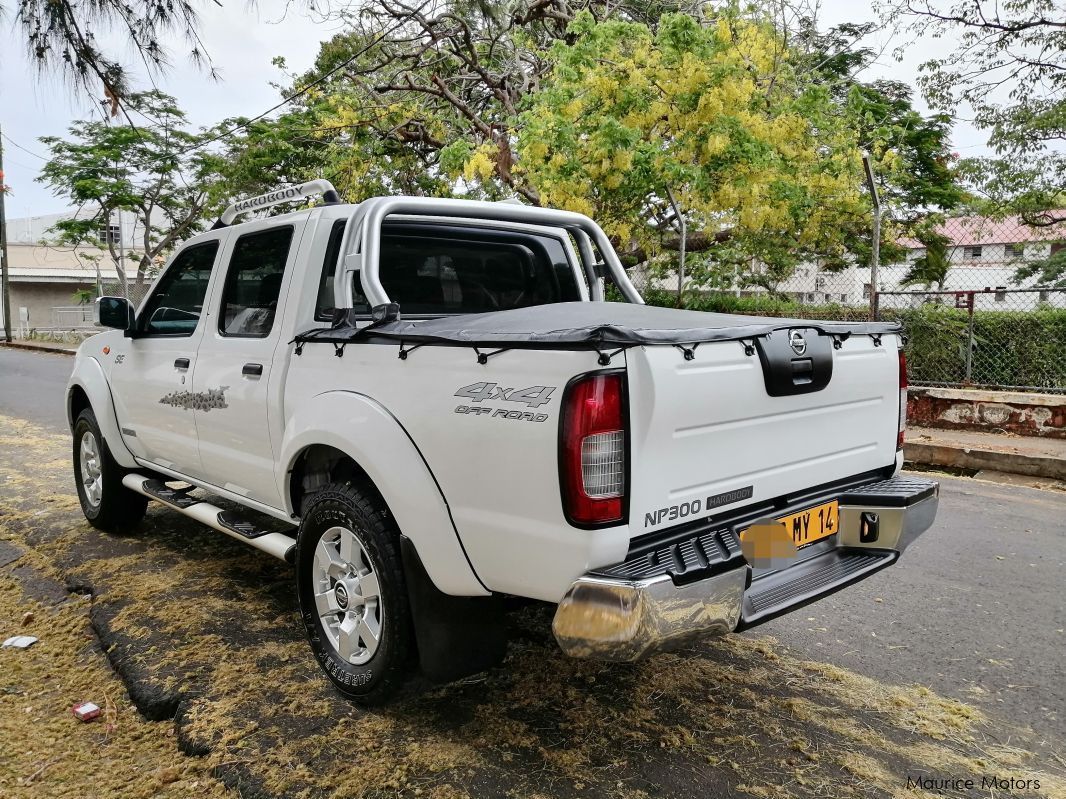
[517,11,871,292]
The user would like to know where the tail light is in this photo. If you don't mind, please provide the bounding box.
[897,349,908,450]
[560,372,626,526]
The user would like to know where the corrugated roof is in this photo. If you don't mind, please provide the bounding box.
[899,213,1066,248]
[7,243,122,281]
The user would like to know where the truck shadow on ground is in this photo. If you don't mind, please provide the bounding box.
[1,414,1064,799]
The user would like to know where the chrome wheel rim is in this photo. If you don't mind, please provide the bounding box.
[79,431,103,509]
[312,526,382,666]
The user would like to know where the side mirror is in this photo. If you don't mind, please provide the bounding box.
[94,296,134,332]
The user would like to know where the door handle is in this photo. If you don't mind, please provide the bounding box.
[174,358,190,370]
[242,363,264,377]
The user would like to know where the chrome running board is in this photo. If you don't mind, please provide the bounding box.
[122,474,296,562]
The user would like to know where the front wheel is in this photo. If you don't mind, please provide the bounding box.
[72,407,148,532]
[295,483,414,705]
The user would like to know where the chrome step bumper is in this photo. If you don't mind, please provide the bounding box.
[553,476,939,661]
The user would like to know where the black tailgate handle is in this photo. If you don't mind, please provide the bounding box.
[754,328,833,396]
[242,363,264,377]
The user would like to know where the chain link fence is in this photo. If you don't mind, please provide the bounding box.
[875,288,1065,394]
[628,212,1066,394]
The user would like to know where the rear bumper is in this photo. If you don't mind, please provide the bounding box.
[553,476,939,661]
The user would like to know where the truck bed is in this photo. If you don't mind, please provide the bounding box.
[297,301,899,348]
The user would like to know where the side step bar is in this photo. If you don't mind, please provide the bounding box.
[122,474,296,562]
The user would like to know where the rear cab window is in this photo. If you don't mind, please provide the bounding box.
[315,222,581,321]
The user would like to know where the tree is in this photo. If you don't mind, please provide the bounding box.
[517,10,870,290]
[885,0,1066,278]
[8,0,217,109]
[901,231,952,290]
[37,91,228,293]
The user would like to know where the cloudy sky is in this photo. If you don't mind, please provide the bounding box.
[0,0,989,219]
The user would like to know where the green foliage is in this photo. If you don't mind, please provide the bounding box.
[639,288,1066,391]
[71,288,96,305]
[892,0,1066,280]
[36,91,228,289]
[901,231,951,290]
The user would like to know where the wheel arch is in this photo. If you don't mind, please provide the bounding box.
[280,391,488,597]
[67,356,139,469]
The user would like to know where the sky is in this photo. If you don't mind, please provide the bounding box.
[0,0,993,219]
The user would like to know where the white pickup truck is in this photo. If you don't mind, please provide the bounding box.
[68,181,939,704]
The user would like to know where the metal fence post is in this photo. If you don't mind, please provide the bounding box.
[863,152,880,322]
[963,291,975,384]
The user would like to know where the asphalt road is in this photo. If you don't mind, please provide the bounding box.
[0,346,73,429]
[2,346,1064,796]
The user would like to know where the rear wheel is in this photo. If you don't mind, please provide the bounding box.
[295,483,414,705]
[72,407,148,532]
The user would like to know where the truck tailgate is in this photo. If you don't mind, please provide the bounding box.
[627,332,901,535]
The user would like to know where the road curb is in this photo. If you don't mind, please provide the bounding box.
[0,341,77,356]
[904,440,1066,481]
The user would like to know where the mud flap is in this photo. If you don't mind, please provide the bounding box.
[400,536,507,683]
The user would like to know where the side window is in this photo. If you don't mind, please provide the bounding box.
[315,219,373,322]
[219,226,295,338]
[140,241,219,336]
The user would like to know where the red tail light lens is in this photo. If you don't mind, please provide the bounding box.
[560,373,626,525]
[898,349,908,450]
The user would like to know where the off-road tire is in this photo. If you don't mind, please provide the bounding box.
[295,482,414,705]
[72,407,148,532]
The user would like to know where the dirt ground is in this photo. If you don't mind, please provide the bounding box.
[1,411,1064,799]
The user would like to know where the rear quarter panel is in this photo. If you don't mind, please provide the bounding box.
[283,344,630,602]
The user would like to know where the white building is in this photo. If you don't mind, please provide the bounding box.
[1,209,142,333]
[742,213,1066,310]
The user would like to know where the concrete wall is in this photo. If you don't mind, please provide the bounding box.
[6,282,95,330]
[908,386,1065,439]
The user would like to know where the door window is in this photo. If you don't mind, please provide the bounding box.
[140,241,219,336]
[219,226,295,337]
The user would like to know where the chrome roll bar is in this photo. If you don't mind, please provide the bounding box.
[333,197,643,312]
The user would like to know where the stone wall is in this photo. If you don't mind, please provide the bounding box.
[908,387,1065,439]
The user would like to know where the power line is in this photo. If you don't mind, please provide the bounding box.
[119,2,432,172]
[0,133,47,162]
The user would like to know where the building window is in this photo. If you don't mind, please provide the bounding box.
[863,282,872,299]
[1039,290,1050,303]
[963,245,983,259]
[840,293,848,303]
[1051,242,1065,256]
[994,286,1006,302]
[815,275,826,291]
[98,223,120,245]
[1005,243,1025,259]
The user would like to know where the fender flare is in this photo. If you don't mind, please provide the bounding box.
[279,390,489,597]
[67,355,139,469]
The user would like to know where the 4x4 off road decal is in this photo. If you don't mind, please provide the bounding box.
[159,387,229,412]
[454,382,555,423]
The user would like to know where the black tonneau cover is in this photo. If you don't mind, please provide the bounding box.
[295,302,900,350]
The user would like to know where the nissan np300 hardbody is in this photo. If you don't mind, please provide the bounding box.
[68,181,939,704]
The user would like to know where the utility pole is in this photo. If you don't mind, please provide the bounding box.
[862,151,881,321]
[0,124,12,342]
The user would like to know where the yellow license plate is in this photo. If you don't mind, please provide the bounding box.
[775,500,839,547]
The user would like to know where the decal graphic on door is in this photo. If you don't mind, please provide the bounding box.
[159,387,229,412]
